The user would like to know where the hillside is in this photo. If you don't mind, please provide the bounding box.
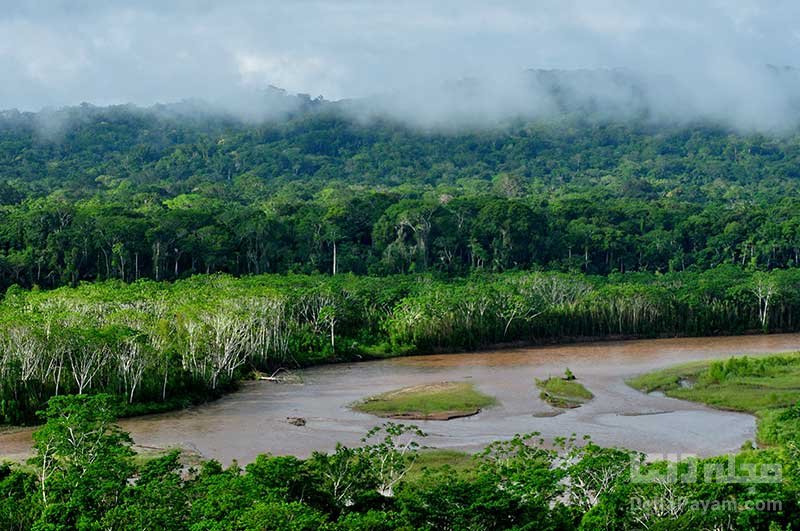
[1,96,800,290]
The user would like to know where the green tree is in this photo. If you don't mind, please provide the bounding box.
[29,394,134,528]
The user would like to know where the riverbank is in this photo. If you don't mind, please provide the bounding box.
[0,328,786,430]
[627,351,800,445]
[5,333,798,464]
[3,267,800,424]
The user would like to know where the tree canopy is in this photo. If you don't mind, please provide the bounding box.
[2,105,800,289]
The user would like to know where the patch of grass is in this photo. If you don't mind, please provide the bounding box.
[536,376,594,408]
[403,449,477,483]
[352,382,496,420]
[757,406,800,445]
[626,360,709,393]
[132,446,204,469]
[627,352,800,445]
[358,342,416,359]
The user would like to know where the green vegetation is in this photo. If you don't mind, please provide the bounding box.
[3,105,800,292]
[625,360,710,393]
[1,266,799,424]
[537,373,594,408]
[405,449,476,480]
[5,104,800,425]
[628,353,800,444]
[352,382,496,420]
[4,89,800,529]
[2,394,798,530]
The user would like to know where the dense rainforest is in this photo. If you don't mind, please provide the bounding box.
[2,100,800,291]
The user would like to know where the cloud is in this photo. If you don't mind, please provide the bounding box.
[1,1,799,131]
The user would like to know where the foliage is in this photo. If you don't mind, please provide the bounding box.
[3,106,800,290]
[1,397,798,529]
[4,90,800,529]
[28,393,135,528]
[2,267,800,423]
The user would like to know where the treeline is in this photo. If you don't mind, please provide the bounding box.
[1,266,797,423]
[3,105,800,289]
[1,394,797,530]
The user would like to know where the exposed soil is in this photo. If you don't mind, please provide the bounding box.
[382,409,481,421]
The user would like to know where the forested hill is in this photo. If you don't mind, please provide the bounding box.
[2,96,800,290]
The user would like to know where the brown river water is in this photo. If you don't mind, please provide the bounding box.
[2,334,800,464]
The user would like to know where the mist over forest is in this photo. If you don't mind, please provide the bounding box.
[7,64,800,135]
[3,82,800,291]
[5,1,800,132]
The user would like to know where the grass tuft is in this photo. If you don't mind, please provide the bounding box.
[536,375,594,408]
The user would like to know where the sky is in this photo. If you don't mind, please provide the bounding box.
[1,1,799,129]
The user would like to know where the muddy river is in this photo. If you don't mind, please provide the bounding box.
[2,334,800,464]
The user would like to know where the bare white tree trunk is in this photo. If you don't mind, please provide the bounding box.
[750,274,776,330]
[68,344,105,395]
[118,340,148,403]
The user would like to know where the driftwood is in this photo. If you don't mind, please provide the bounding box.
[258,367,302,383]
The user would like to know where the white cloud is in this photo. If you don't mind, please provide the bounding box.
[235,51,344,97]
[0,1,798,130]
